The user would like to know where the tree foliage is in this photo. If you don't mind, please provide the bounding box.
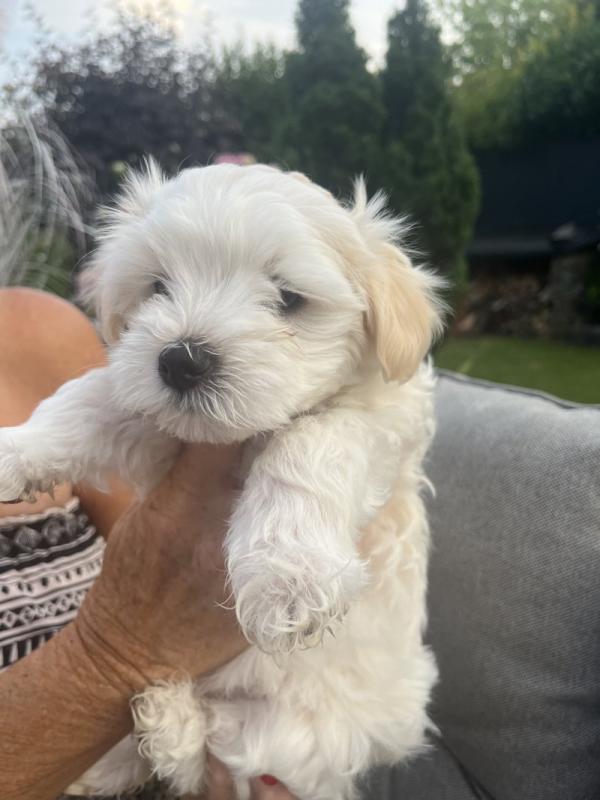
[434,0,597,150]
[280,0,384,193]
[507,18,600,145]
[215,44,285,163]
[439,0,577,74]
[382,0,479,277]
[6,9,238,193]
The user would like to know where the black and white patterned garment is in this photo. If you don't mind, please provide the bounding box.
[0,498,104,670]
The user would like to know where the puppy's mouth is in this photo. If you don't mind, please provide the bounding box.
[154,380,256,444]
[171,384,224,416]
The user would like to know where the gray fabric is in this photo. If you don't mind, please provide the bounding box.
[362,739,486,799]
[367,372,600,800]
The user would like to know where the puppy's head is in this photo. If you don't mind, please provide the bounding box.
[86,162,443,442]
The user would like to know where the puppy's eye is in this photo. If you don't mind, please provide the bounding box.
[152,279,169,296]
[279,288,305,314]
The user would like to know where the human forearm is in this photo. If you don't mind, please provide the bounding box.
[0,622,135,800]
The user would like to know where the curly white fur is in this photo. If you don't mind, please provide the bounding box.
[0,163,444,799]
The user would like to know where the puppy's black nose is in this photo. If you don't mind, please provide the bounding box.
[158,340,215,393]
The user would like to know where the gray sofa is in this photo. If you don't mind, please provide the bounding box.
[365,370,600,800]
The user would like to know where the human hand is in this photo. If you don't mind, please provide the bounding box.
[73,443,247,692]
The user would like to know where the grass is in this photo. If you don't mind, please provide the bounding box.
[434,336,600,405]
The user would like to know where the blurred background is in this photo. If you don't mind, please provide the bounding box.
[0,0,598,402]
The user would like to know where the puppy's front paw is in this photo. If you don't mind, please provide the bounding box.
[237,565,363,654]
[230,519,366,654]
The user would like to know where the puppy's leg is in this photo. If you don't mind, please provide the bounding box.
[0,366,177,500]
[132,681,209,796]
[228,410,398,654]
[207,697,358,800]
[65,735,150,796]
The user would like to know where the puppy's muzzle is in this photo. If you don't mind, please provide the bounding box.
[158,340,216,393]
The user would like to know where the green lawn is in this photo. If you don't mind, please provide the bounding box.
[435,336,600,404]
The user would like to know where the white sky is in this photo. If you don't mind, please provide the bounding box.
[0,0,403,80]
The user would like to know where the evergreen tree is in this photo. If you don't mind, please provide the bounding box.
[216,43,286,163]
[431,0,587,149]
[382,0,479,280]
[509,18,600,146]
[281,0,384,193]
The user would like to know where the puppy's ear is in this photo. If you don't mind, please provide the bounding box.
[361,243,444,382]
[82,158,165,343]
[350,180,445,382]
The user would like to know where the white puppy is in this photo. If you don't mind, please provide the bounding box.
[0,163,444,799]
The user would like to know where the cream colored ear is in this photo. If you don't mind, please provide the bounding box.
[361,243,444,382]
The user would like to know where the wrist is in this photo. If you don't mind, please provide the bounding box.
[72,589,176,697]
[45,621,134,747]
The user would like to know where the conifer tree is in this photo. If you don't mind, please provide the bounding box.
[281,0,384,193]
[382,0,479,279]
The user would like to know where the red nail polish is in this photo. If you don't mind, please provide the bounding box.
[260,774,279,786]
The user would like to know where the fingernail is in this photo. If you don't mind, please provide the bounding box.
[260,774,279,786]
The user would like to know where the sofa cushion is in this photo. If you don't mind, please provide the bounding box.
[367,371,600,800]
[362,739,483,799]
